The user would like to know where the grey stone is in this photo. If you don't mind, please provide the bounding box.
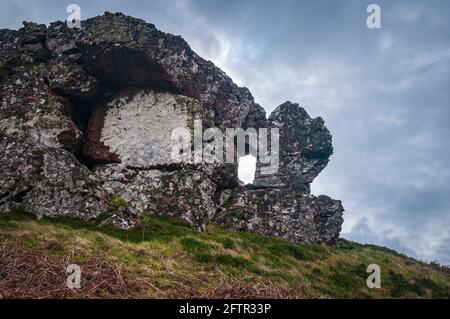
[95,164,217,231]
[0,133,109,219]
[254,101,333,190]
[214,188,343,245]
[0,13,344,244]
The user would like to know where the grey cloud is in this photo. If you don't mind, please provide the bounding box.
[433,237,450,265]
[342,216,419,259]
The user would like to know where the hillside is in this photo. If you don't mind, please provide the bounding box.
[0,210,448,299]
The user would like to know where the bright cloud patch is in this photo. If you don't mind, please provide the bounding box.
[238,155,257,185]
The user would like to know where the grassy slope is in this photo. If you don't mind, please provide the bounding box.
[0,211,449,299]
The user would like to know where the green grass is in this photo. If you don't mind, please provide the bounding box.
[0,210,449,298]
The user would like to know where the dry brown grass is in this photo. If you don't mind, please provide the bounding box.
[0,244,302,299]
[198,277,304,299]
[2,214,448,299]
[159,274,304,299]
[0,244,147,299]
[429,261,450,274]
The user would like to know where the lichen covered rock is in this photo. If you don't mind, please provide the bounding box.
[18,22,49,63]
[0,30,19,82]
[215,188,344,245]
[0,133,109,219]
[0,13,344,244]
[254,101,333,191]
[216,101,342,244]
[95,164,217,230]
[47,57,99,100]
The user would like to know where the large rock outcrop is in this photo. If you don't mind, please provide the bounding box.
[0,12,343,244]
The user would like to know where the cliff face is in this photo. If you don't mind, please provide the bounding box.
[0,12,343,244]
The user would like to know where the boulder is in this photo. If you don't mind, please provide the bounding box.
[18,22,49,63]
[46,13,266,129]
[0,133,109,219]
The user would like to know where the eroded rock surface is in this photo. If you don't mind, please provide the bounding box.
[95,164,216,230]
[214,101,342,244]
[0,133,108,218]
[0,12,344,243]
[215,188,343,245]
[254,101,333,191]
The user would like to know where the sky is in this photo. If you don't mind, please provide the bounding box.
[1,0,449,264]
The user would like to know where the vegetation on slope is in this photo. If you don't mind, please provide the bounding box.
[0,210,449,299]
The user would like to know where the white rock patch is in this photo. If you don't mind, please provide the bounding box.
[101,90,196,167]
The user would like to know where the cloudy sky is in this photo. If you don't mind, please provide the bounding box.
[1,0,449,264]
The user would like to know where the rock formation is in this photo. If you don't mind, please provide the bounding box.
[0,12,343,243]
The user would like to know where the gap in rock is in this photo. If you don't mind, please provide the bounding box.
[235,137,257,186]
[70,98,98,170]
[68,89,113,170]
[238,155,256,185]
[71,98,95,134]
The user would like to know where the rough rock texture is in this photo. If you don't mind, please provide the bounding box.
[47,57,99,100]
[0,62,82,151]
[254,101,333,191]
[43,12,266,164]
[0,12,344,242]
[0,133,108,218]
[95,164,217,230]
[215,101,343,244]
[215,188,343,245]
